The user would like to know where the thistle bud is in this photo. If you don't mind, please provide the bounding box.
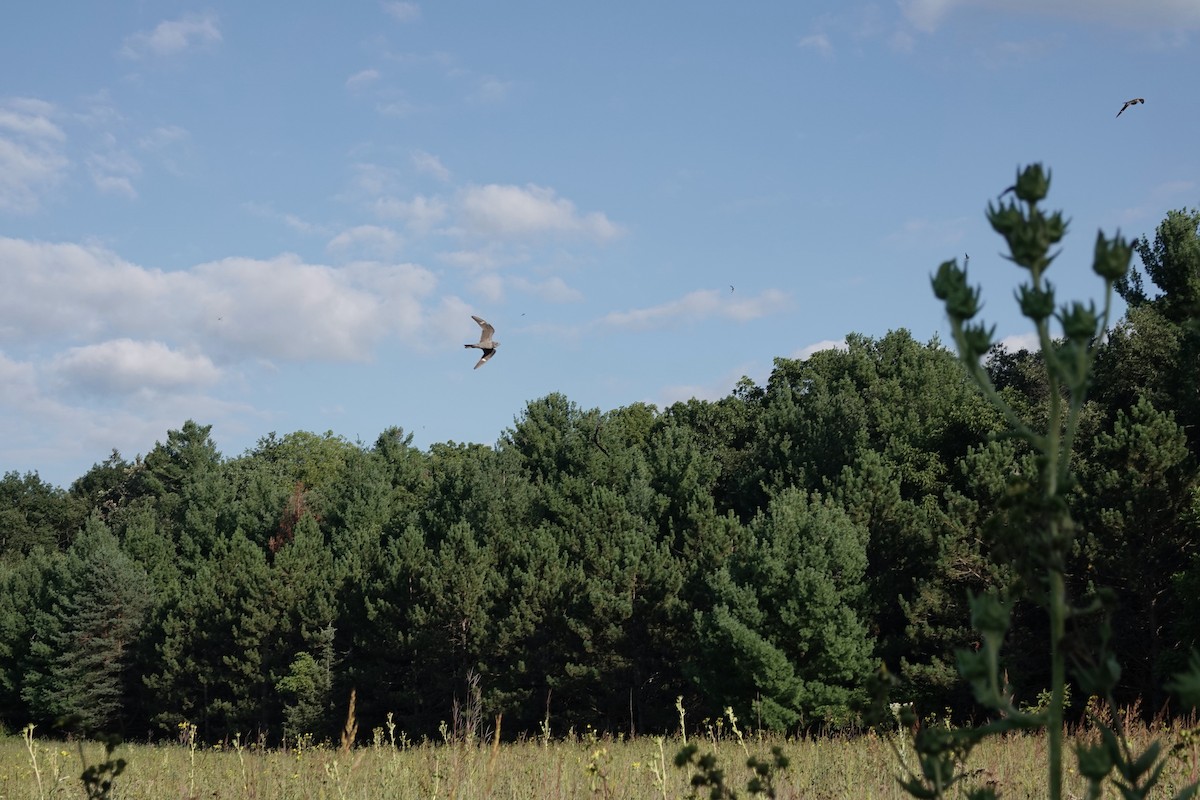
[1092,230,1133,281]
[1016,283,1055,321]
[1058,301,1099,342]
[931,260,962,301]
[931,261,982,321]
[960,322,995,361]
[986,203,1021,238]
[1012,163,1050,204]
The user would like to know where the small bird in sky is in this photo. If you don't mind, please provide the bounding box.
[729,285,735,293]
[464,315,499,369]
[1116,97,1144,117]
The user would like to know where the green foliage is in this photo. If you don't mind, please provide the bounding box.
[0,470,85,557]
[20,517,152,734]
[875,164,1200,800]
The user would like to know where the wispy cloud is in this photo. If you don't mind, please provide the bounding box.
[85,139,141,199]
[458,183,623,240]
[137,125,189,150]
[382,1,421,22]
[120,12,222,59]
[900,0,1200,34]
[326,224,404,258]
[436,245,510,271]
[603,288,790,331]
[470,75,513,103]
[412,149,450,181]
[346,68,381,89]
[374,194,449,232]
[798,33,834,57]
[511,276,584,303]
[242,202,330,235]
[0,98,69,213]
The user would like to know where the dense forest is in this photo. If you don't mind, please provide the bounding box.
[1,209,1197,746]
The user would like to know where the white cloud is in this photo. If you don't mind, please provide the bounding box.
[346,68,381,89]
[376,98,419,117]
[658,363,761,406]
[792,338,849,360]
[798,33,834,57]
[510,276,583,303]
[436,245,508,271]
[49,339,221,395]
[471,76,512,103]
[374,194,449,232]
[137,125,189,150]
[326,224,404,258]
[458,183,623,240]
[346,162,402,198]
[0,350,38,407]
[472,273,505,304]
[0,98,69,213]
[900,0,961,33]
[242,202,330,235]
[412,149,450,181]
[997,332,1040,352]
[120,12,223,59]
[187,255,435,361]
[383,2,421,22]
[0,237,439,363]
[0,105,65,141]
[603,288,790,331]
[86,144,141,198]
[900,0,1200,33]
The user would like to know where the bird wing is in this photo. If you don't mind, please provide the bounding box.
[1117,98,1143,117]
[474,348,496,369]
[471,315,495,340]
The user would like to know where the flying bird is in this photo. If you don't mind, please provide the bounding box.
[464,315,500,369]
[1116,97,1144,117]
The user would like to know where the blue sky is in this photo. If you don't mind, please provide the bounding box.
[2,1,1197,488]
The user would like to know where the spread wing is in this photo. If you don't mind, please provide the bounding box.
[1116,98,1144,117]
[474,348,496,369]
[471,315,495,340]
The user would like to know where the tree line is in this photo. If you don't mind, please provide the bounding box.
[1,209,1197,744]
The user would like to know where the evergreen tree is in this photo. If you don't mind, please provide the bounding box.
[1079,397,1199,704]
[20,517,152,734]
[690,489,873,729]
[0,470,85,557]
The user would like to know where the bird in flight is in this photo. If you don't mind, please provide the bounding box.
[464,315,500,369]
[1116,97,1144,117]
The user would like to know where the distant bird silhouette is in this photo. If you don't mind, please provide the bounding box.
[1116,97,1144,117]
[729,285,735,293]
[464,315,499,369]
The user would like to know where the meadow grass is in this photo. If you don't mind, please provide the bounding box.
[3,717,1198,800]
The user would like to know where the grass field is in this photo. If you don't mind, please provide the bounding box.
[3,717,1198,800]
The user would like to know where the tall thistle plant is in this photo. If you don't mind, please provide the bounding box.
[873,164,1200,800]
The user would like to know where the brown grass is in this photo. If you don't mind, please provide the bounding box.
[2,718,1198,799]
